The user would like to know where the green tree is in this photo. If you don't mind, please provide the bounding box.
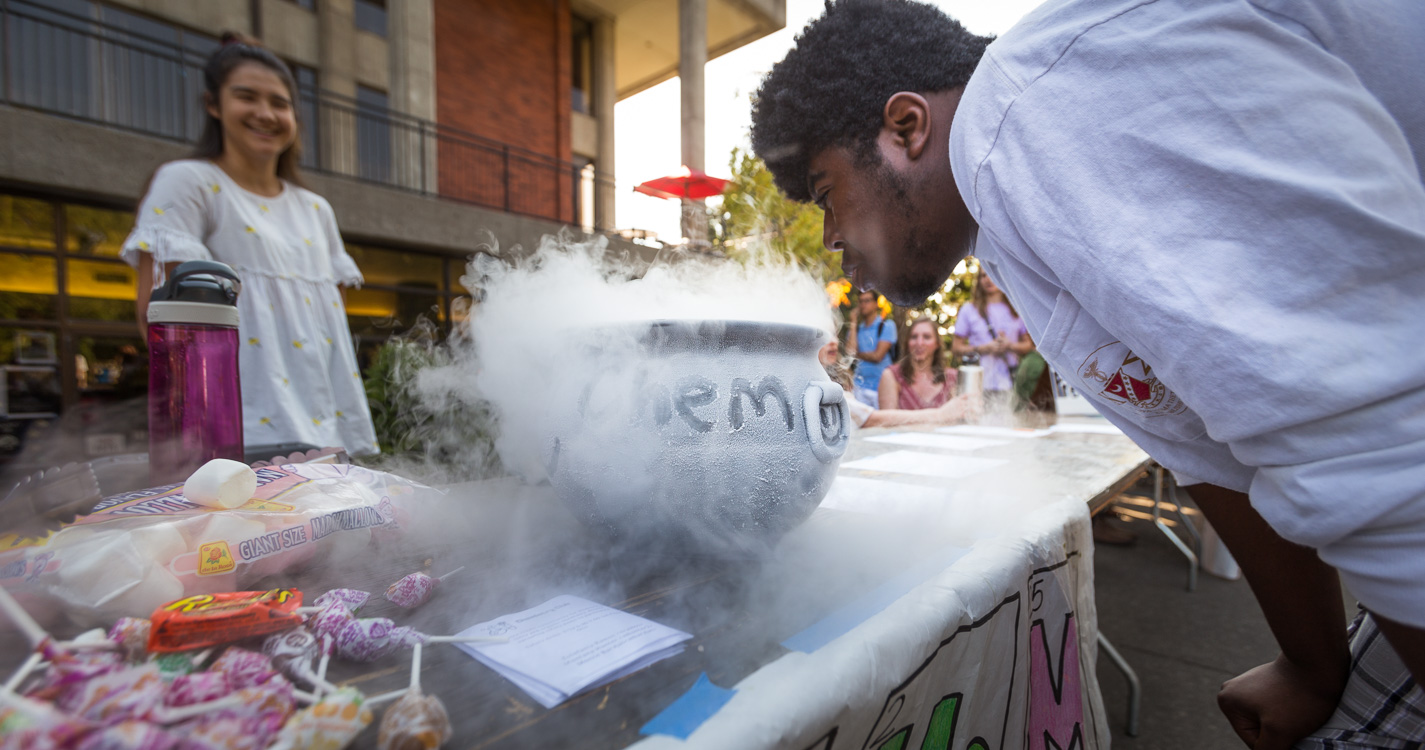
[710,148,842,283]
[913,257,979,353]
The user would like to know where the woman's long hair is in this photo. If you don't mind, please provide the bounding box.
[191,32,306,186]
[897,317,947,385]
[971,268,1017,320]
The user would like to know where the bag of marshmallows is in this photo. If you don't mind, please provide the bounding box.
[0,461,434,627]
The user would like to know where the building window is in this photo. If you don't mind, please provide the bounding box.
[354,0,386,37]
[339,244,461,372]
[571,15,594,115]
[283,0,316,10]
[289,63,320,169]
[356,86,392,184]
[4,0,216,141]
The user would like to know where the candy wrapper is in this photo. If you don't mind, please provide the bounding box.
[271,687,373,750]
[0,464,434,625]
[148,589,303,653]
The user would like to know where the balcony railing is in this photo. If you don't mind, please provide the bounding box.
[1,0,615,230]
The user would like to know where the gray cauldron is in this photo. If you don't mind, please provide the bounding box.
[542,320,849,555]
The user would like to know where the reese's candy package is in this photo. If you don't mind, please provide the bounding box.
[148,588,304,653]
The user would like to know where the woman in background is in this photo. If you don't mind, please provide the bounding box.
[951,270,1034,400]
[122,34,377,456]
[879,317,957,410]
[820,338,976,428]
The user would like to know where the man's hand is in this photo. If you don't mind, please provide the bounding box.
[1217,654,1343,749]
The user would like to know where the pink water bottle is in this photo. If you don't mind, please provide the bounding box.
[147,261,243,484]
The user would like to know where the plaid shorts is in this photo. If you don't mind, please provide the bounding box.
[1296,609,1425,749]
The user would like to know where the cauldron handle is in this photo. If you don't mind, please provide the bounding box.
[804,382,849,463]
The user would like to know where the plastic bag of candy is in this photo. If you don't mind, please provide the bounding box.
[0,464,436,626]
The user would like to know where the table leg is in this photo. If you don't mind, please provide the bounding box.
[1151,466,1199,592]
[1097,632,1141,737]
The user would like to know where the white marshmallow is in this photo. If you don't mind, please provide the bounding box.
[183,459,258,510]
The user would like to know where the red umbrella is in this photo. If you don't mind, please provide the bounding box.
[633,167,730,200]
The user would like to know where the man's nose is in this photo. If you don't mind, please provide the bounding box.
[822,216,844,253]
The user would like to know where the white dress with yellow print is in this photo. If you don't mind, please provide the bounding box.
[121,159,379,456]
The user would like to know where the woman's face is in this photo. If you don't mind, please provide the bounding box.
[908,322,939,364]
[980,274,1000,296]
[208,61,297,166]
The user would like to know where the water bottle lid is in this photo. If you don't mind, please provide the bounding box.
[147,260,242,326]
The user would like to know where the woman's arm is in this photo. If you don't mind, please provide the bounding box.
[863,394,976,428]
[1008,331,1035,356]
[878,367,900,410]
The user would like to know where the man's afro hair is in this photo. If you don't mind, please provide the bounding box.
[750,0,992,203]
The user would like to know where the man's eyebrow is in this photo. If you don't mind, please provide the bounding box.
[807,170,825,192]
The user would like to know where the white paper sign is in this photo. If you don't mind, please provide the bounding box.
[841,450,1007,480]
[935,425,1052,439]
[454,595,692,708]
[866,433,1009,452]
[821,476,953,515]
[1049,422,1125,436]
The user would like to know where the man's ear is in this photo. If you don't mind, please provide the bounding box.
[882,92,933,161]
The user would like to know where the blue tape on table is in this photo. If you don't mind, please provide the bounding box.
[639,672,737,740]
[781,544,970,653]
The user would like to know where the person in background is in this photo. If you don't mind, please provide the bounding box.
[951,270,1034,401]
[121,33,378,457]
[846,290,897,408]
[820,339,976,428]
[880,317,956,410]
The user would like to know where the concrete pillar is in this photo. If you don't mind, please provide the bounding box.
[319,0,358,176]
[678,0,707,247]
[593,15,616,231]
[389,0,438,192]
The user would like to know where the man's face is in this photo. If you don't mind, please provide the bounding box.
[857,292,879,318]
[806,91,976,307]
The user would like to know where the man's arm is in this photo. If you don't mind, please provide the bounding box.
[1187,484,1349,749]
[856,340,893,363]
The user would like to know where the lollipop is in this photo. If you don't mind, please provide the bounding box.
[302,589,369,641]
[0,691,93,750]
[165,671,232,707]
[331,617,424,662]
[262,629,339,693]
[312,589,370,613]
[209,648,278,691]
[72,719,180,750]
[107,618,152,662]
[383,567,463,610]
[376,643,451,750]
[268,687,373,750]
[55,663,167,725]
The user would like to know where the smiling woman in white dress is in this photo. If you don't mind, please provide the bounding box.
[122,34,378,456]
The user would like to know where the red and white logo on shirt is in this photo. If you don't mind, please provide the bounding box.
[1078,343,1188,418]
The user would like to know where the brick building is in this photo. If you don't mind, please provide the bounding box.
[0,0,785,470]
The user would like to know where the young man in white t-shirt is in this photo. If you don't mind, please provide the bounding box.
[751,0,1425,746]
